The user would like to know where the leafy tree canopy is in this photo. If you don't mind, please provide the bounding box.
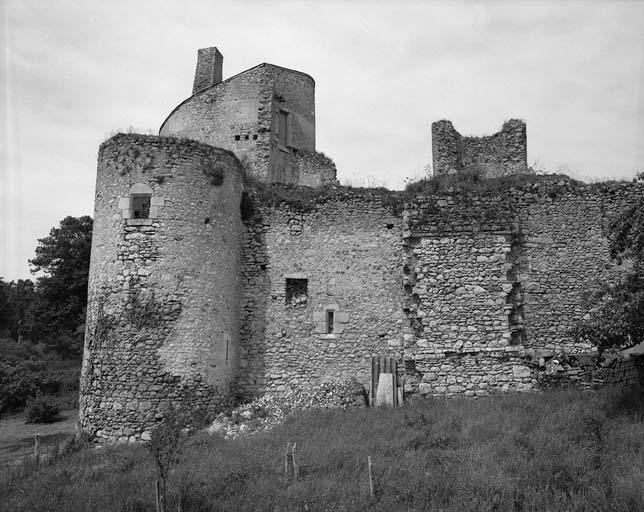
[29,216,93,352]
[575,193,644,351]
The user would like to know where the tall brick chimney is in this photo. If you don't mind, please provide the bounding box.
[192,47,223,95]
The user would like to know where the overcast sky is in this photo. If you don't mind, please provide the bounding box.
[2,0,643,280]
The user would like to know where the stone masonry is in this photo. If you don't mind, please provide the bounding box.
[160,48,336,187]
[432,119,527,177]
[80,134,244,442]
[80,47,643,442]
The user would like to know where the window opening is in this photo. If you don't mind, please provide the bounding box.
[285,278,308,307]
[326,310,335,334]
[131,195,151,219]
[234,135,241,141]
[244,134,249,140]
[276,110,288,147]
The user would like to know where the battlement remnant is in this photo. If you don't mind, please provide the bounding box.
[432,119,527,177]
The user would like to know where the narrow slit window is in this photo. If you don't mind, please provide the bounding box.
[286,278,307,307]
[276,110,288,147]
[131,195,151,219]
[326,310,335,334]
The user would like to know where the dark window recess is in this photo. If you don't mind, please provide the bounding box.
[234,135,241,141]
[326,310,335,334]
[285,278,307,307]
[204,217,210,225]
[386,223,394,229]
[252,134,258,140]
[276,110,288,146]
[132,195,151,219]
[244,134,249,140]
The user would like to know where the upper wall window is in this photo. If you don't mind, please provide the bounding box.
[119,183,163,225]
[275,109,289,147]
[132,195,151,219]
[286,277,308,307]
[129,183,153,219]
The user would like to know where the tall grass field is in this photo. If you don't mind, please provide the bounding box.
[1,386,643,511]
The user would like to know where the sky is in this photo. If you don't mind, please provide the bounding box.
[1,0,643,280]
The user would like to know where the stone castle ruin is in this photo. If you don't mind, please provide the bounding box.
[79,47,643,442]
[432,119,527,177]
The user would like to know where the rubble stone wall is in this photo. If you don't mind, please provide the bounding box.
[159,63,317,186]
[237,190,408,399]
[79,134,244,442]
[403,179,643,396]
[296,151,338,187]
[432,119,527,177]
[160,65,270,181]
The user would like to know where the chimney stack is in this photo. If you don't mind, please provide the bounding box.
[192,47,223,95]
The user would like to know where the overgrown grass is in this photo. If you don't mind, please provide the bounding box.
[246,180,403,215]
[404,169,586,197]
[2,386,643,511]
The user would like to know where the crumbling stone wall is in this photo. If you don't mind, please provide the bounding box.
[79,134,244,442]
[432,119,527,177]
[403,194,532,396]
[295,151,338,187]
[402,179,643,396]
[237,189,408,399]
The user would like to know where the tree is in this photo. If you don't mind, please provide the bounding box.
[29,216,93,353]
[5,279,38,341]
[575,193,644,351]
[0,278,9,335]
[147,405,190,512]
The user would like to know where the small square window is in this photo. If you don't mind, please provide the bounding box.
[286,278,307,307]
[131,195,151,219]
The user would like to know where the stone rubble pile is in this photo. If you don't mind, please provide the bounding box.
[207,379,367,438]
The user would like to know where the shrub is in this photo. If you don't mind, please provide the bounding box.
[0,358,46,415]
[25,394,61,423]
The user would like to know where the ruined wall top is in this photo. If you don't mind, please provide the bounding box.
[432,119,528,178]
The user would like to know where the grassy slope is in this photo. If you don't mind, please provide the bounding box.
[0,338,81,463]
[1,386,644,512]
[0,409,78,464]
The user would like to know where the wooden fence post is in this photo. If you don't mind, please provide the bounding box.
[371,357,380,407]
[368,456,374,497]
[392,358,398,407]
[292,442,299,481]
[284,442,291,478]
[34,434,40,462]
[156,480,162,512]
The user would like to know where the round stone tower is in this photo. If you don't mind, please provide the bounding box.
[79,133,244,442]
